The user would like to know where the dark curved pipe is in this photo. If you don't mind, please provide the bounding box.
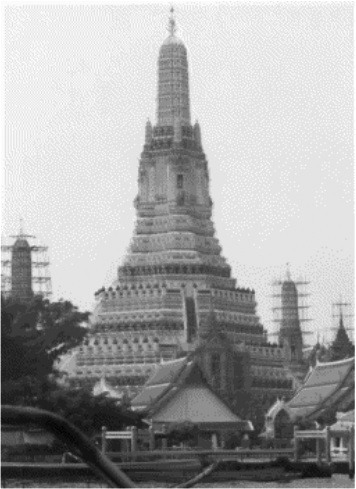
[1,405,135,488]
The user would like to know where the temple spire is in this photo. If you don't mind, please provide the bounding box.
[157,7,190,126]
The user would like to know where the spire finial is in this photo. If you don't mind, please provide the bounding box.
[19,217,24,236]
[286,262,291,281]
[168,6,177,36]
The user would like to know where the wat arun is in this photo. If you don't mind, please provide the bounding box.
[67,13,300,417]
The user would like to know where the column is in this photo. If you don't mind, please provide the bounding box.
[325,427,331,464]
[211,433,218,450]
[348,427,355,479]
[293,426,299,462]
[149,426,155,451]
[330,436,335,455]
[316,438,322,463]
[101,426,107,455]
[131,426,138,461]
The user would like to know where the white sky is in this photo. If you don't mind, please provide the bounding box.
[3,2,354,345]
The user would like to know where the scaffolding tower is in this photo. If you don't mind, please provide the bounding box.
[270,266,313,347]
[1,225,52,301]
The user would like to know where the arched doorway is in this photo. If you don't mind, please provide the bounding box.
[274,409,293,439]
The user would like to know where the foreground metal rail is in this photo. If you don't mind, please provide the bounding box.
[1,405,135,488]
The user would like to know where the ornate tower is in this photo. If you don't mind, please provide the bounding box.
[72,11,268,397]
[329,302,354,361]
[279,270,304,363]
[271,267,310,382]
[10,235,32,302]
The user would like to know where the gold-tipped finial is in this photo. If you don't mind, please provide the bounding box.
[168,6,177,36]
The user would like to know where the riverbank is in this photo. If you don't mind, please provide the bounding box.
[1,475,354,488]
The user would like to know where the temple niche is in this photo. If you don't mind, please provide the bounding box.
[260,398,294,448]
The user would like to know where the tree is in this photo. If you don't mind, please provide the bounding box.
[1,294,145,436]
[2,294,89,409]
[2,294,89,385]
[167,421,199,446]
[37,385,145,437]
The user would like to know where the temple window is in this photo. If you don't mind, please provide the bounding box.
[177,174,184,189]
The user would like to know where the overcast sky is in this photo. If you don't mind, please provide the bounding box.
[3,2,354,345]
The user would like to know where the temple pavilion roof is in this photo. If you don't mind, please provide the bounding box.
[131,354,253,431]
[287,356,354,421]
[131,356,193,412]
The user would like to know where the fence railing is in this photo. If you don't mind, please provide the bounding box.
[1,405,135,488]
[106,448,295,463]
[293,425,355,475]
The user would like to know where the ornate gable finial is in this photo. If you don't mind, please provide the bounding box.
[168,6,177,36]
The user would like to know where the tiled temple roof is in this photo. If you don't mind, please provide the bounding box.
[131,383,171,410]
[152,385,247,425]
[131,354,253,430]
[287,357,354,421]
[146,357,187,387]
[131,356,193,412]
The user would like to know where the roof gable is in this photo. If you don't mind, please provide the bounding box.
[131,356,195,412]
[152,385,242,424]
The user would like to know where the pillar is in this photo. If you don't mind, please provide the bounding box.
[149,426,155,451]
[131,426,138,453]
[101,426,107,455]
[325,427,331,464]
[220,431,227,449]
[348,427,355,479]
[293,426,299,462]
[316,438,322,463]
[330,436,335,454]
[211,433,218,450]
